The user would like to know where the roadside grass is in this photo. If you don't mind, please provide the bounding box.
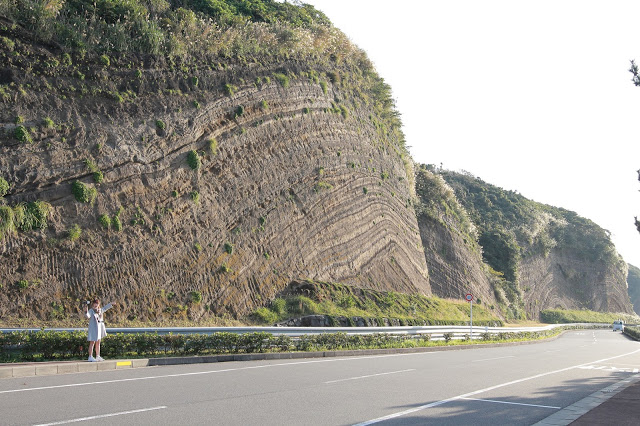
[250,280,503,327]
[540,309,640,324]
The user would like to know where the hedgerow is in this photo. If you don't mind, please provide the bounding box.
[623,326,640,341]
[0,327,577,363]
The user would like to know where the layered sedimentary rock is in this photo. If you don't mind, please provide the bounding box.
[440,170,634,318]
[414,169,499,310]
[0,52,429,321]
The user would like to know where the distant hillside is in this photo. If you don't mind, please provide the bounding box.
[413,166,501,317]
[628,264,640,315]
[436,168,633,318]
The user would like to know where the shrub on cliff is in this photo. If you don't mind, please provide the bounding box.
[0,176,9,197]
[17,201,51,231]
[14,126,32,143]
[71,181,97,204]
[187,150,201,170]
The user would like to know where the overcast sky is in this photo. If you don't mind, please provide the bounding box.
[308,0,640,270]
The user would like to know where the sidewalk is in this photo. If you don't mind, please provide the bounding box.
[0,358,151,378]
[0,345,473,379]
[570,375,640,425]
[535,373,640,425]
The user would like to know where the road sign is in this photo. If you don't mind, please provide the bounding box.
[465,293,473,338]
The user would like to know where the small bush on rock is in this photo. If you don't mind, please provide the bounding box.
[71,181,97,204]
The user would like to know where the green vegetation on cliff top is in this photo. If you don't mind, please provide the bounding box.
[437,168,625,274]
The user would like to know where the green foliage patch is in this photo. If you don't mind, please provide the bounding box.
[251,280,503,327]
[540,309,639,324]
[624,326,640,341]
[187,150,201,170]
[98,214,111,229]
[17,201,52,231]
[71,181,97,204]
[67,224,82,241]
[14,125,32,143]
[0,176,9,197]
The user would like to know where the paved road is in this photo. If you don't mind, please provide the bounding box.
[1,330,639,425]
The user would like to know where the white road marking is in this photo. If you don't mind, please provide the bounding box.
[33,406,166,425]
[578,364,640,373]
[472,356,515,363]
[353,348,640,426]
[0,352,436,395]
[460,397,560,409]
[325,369,415,384]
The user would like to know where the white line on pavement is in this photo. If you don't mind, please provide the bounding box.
[0,352,436,395]
[472,356,515,363]
[33,406,167,425]
[353,348,640,426]
[460,397,560,409]
[325,369,415,384]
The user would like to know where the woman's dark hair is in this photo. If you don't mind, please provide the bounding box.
[92,298,100,304]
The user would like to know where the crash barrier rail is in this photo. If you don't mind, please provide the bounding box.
[0,323,619,362]
[0,323,612,341]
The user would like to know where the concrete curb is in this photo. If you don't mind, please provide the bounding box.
[533,373,640,425]
[0,358,150,379]
[0,333,563,379]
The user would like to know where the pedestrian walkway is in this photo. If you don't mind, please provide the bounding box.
[0,358,150,378]
[570,376,640,425]
[535,373,640,425]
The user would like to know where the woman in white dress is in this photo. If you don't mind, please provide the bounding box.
[83,298,115,362]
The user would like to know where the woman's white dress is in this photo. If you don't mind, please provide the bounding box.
[85,303,113,341]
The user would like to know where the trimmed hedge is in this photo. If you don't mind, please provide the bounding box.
[623,326,640,341]
[0,326,579,363]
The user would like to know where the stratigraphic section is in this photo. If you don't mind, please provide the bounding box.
[0,67,430,321]
[414,169,498,309]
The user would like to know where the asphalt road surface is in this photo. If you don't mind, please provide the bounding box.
[1,330,639,425]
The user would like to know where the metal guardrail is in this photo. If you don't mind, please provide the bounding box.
[0,323,606,339]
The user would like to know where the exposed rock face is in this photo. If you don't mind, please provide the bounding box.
[628,264,640,316]
[440,170,634,318]
[414,169,498,309]
[0,5,634,325]
[0,52,430,321]
[519,250,632,318]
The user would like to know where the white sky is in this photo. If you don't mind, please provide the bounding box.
[308,0,640,269]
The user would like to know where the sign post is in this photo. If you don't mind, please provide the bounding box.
[465,293,473,339]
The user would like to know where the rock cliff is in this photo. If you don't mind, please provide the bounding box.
[0,1,633,324]
[439,169,634,319]
[0,2,429,322]
[627,264,640,316]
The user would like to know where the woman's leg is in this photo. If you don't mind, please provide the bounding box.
[88,341,95,357]
[95,340,101,358]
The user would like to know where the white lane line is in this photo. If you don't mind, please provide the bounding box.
[460,397,560,409]
[0,352,436,395]
[325,369,415,384]
[353,348,640,426]
[33,406,166,425]
[472,356,515,363]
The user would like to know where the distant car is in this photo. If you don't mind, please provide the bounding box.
[612,320,624,332]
